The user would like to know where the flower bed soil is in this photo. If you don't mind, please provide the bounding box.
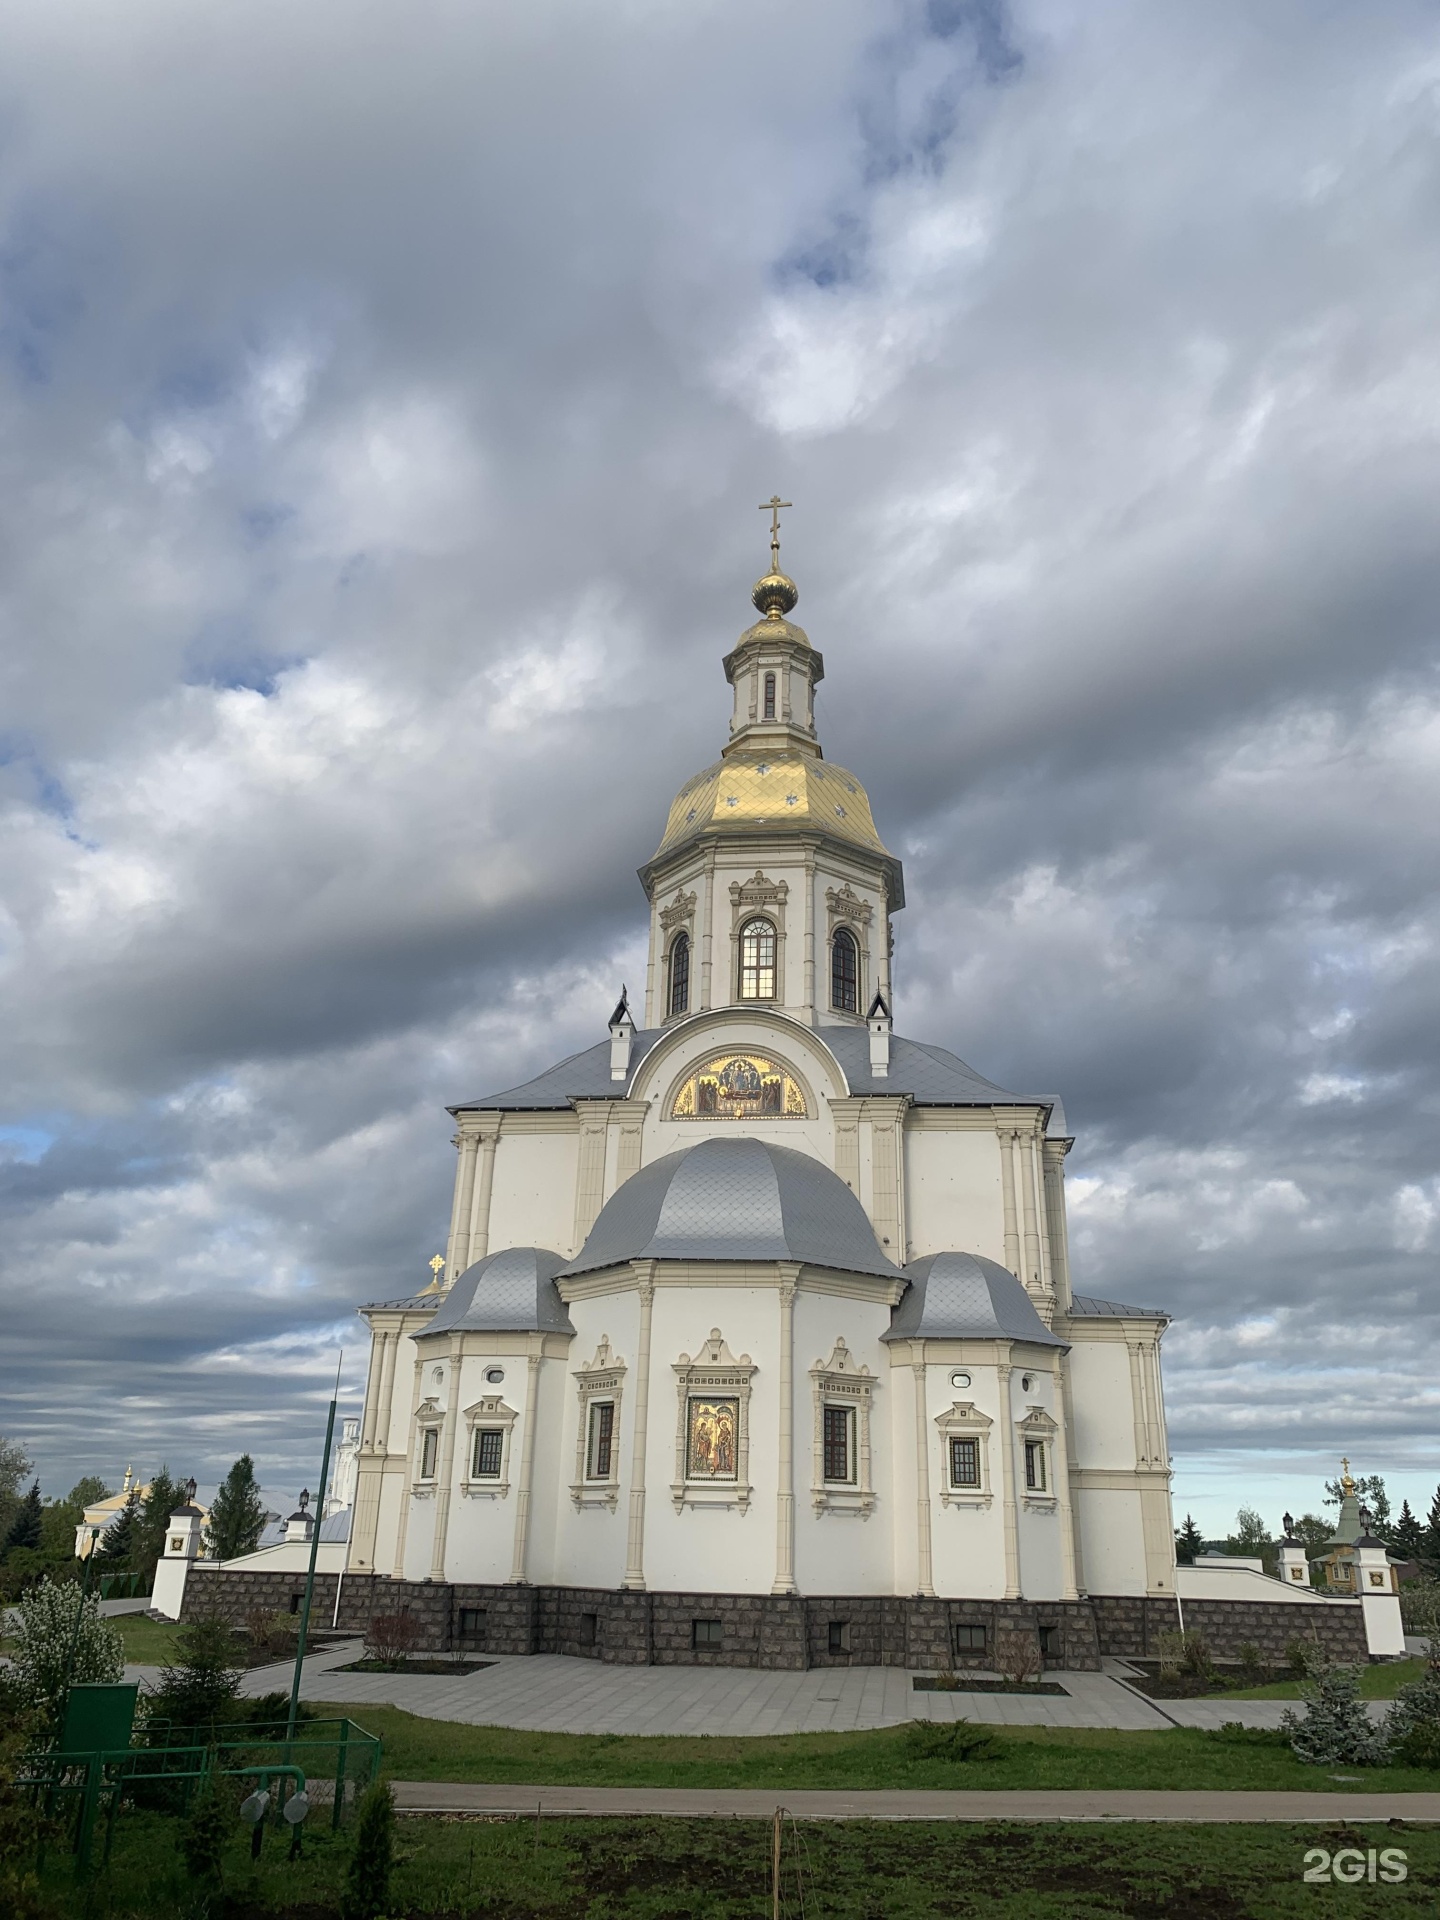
[336,1656,496,1675]
[911,1675,1068,1696]
[1124,1660,1300,1699]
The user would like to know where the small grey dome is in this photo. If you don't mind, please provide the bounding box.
[884,1251,1066,1346]
[421,1245,573,1337]
[562,1138,898,1279]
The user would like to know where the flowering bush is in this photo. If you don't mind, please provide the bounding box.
[8,1578,124,1726]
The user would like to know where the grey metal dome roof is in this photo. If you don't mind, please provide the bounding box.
[561,1138,899,1279]
[420,1245,574,1337]
[884,1251,1066,1346]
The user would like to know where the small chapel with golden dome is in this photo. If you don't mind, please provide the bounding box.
[341,518,1182,1669]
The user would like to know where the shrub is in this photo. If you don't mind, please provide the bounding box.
[0,1698,59,1919]
[1237,1642,1265,1684]
[1155,1629,1214,1681]
[993,1630,1041,1686]
[244,1608,299,1659]
[1384,1658,1440,1757]
[1399,1575,1440,1642]
[343,1780,395,1920]
[1285,1636,1319,1677]
[364,1610,420,1668]
[241,1690,315,1739]
[1280,1663,1390,1767]
[1394,1721,1440,1770]
[7,1577,123,1728]
[903,1718,999,1763]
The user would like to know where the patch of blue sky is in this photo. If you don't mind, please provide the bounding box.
[0,1124,56,1165]
[0,196,93,388]
[0,731,75,821]
[182,613,305,697]
[773,0,1022,293]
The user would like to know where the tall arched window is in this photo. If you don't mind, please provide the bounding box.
[667,932,690,1017]
[738,917,777,1000]
[831,928,859,1012]
[763,672,776,720]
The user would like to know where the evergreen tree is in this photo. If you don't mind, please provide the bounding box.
[136,1469,183,1577]
[147,1617,242,1742]
[1174,1515,1204,1564]
[178,1761,234,1889]
[1324,1473,1390,1534]
[204,1455,266,1561]
[97,1488,141,1565]
[1280,1663,1391,1767]
[1391,1500,1425,1562]
[2,1483,42,1557]
[0,1438,34,1549]
[343,1781,395,1920]
[1425,1484,1440,1571]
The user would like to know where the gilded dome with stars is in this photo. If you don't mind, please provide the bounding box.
[652,749,893,864]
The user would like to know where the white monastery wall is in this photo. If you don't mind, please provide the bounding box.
[1063,1339,1140,1469]
[903,1127,1007,1265]
[483,1130,578,1261]
[1074,1489,1148,1594]
[921,1360,1009,1600]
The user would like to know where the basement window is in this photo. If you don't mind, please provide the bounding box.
[692,1619,723,1650]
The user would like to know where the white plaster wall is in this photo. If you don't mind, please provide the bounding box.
[441,1350,528,1586]
[1011,1362,1064,1600]
[791,1290,894,1595]
[641,1283,777,1594]
[633,1017,846,1175]
[374,1471,403,1575]
[903,1130,1008,1265]
[548,1291,639,1591]
[485,1132,578,1260]
[886,1356,922,1592]
[1074,1489,1148,1595]
[401,1489,437,1581]
[1063,1339,1137,1469]
[522,1353,571,1585]
[924,1361,1009,1600]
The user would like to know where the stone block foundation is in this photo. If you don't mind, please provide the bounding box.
[179,1571,1368,1671]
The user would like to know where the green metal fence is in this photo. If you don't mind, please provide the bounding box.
[20,1717,382,1873]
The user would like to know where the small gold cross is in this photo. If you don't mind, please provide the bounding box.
[428,1254,445,1280]
[759,494,792,573]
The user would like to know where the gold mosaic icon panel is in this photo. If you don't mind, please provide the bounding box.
[669,1052,807,1121]
[686,1397,739,1479]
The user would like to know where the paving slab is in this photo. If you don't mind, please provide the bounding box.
[390,1781,1440,1823]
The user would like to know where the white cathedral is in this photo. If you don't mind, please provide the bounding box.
[344,533,1178,1668]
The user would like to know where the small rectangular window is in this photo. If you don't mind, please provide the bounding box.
[579,1612,598,1647]
[420,1427,439,1478]
[763,671,776,720]
[822,1405,854,1483]
[952,1623,986,1653]
[472,1428,504,1479]
[827,1620,850,1655]
[587,1401,614,1480]
[1024,1440,1046,1492]
[458,1607,486,1644]
[949,1437,980,1488]
[1037,1624,1057,1656]
[289,1592,302,1615]
[692,1618,723,1649]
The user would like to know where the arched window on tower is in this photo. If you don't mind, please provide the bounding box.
[668,932,690,1017]
[738,917,777,1000]
[831,927,859,1013]
[763,672,776,720]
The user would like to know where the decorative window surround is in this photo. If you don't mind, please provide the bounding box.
[729,871,787,1002]
[1017,1405,1059,1510]
[825,885,872,1018]
[934,1401,995,1509]
[412,1396,443,1499]
[460,1394,517,1499]
[809,1339,876,1518]
[671,1329,756,1512]
[571,1336,626,1512]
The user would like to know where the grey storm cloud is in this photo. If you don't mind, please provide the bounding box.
[0,0,1437,1531]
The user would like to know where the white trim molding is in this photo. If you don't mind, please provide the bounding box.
[411,1395,444,1497]
[460,1394,517,1499]
[571,1336,626,1512]
[1017,1404,1059,1511]
[809,1338,876,1517]
[934,1400,994,1510]
[671,1329,757,1512]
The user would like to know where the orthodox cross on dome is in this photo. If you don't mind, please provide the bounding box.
[759,494,792,574]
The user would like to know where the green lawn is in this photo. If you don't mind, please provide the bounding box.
[1222,1658,1426,1701]
[310,1700,1440,1795]
[112,1613,186,1664]
[40,1809,1440,1917]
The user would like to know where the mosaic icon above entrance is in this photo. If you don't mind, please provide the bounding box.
[669,1051,807,1120]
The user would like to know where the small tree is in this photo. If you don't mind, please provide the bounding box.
[97,1488,141,1567]
[145,1617,242,1743]
[178,1761,234,1890]
[8,1578,124,1727]
[0,1436,34,1548]
[1280,1664,1390,1767]
[1424,1484,1440,1573]
[204,1456,266,1560]
[3,1483,43,1557]
[1400,1575,1440,1642]
[1224,1507,1271,1554]
[364,1611,420,1669]
[65,1477,112,1510]
[343,1780,395,1920]
[1174,1515,1204,1564]
[993,1630,1042,1686]
[1385,1659,1440,1761]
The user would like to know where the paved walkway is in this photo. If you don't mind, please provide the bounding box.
[109,1642,1365,1737]
[390,1781,1440,1823]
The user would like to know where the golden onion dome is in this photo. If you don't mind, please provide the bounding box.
[652,750,893,863]
[751,570,799,618]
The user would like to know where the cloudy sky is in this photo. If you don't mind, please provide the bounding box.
[2,0,1438,1537]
